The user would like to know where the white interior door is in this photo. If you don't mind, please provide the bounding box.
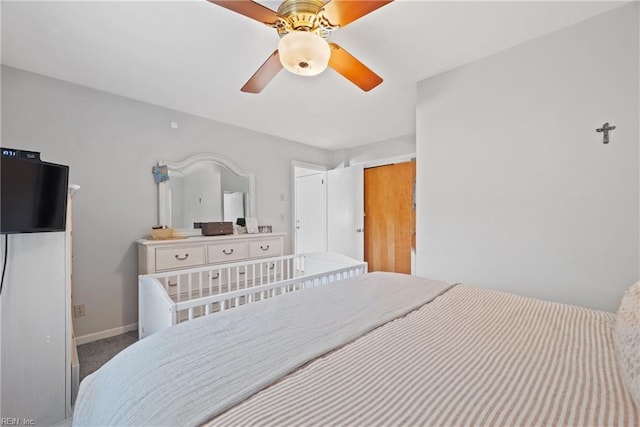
[294,172,327,254]
[327,165,364,261]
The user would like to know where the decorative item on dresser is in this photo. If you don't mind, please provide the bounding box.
[200,221,234,236]
[137,233,286,275]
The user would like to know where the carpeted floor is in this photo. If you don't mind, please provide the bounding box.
[77,331,138,382]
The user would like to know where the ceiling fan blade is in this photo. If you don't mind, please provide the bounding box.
[207,1,281,26]
[321,0,393,28]
[328,43,383,92]
[241,50,283,93]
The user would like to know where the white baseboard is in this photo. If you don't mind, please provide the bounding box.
[75,323,138,345]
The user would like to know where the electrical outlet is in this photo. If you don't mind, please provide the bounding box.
[74,304,85,318]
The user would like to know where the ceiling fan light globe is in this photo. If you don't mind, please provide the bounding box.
[278,31,330,77]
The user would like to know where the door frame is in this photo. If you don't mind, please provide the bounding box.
[350,153,416,169]
[292,161,328,254]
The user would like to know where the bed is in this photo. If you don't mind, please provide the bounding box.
[73,266,640,426]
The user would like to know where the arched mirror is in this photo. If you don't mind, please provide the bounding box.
[157,153,256,232]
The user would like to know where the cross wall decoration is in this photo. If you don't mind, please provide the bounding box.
[596,122,616,144]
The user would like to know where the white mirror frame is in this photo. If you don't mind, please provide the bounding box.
[158,153,256,230]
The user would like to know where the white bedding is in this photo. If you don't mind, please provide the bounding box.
[72,272,451,426]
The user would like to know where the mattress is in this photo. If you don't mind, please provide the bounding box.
[72,272,452,426]
[210,284,640,426]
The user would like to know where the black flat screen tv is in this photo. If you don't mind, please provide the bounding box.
[1,151,69,234]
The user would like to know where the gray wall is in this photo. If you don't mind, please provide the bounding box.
[1,66,331,337]
[416,3,639,312]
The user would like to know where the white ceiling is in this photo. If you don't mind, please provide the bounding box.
[1,1,622,149]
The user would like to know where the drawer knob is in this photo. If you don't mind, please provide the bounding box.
[260,245,270,251]
[209,272,220,280]
[223,249,234,255]
[174,254,189,261]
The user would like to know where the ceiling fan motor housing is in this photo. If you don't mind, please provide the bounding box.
[276,0,330,38]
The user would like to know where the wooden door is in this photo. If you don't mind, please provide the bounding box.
[364,161,415,273]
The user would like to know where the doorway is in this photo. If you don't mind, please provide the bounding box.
[293,163,365,260]
[364,160,415,273]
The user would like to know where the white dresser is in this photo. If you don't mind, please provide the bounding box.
[137,233,287,274]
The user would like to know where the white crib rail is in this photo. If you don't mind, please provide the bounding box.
[139,253,367,338]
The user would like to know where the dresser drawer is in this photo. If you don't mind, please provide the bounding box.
[155,245,206,271]
[207,241,248,264]
[248,238,282,258]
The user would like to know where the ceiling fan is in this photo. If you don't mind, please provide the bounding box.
[207,0,393,93]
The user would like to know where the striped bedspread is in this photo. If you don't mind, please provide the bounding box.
[211,285,639,426]
[72,272,452,426]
